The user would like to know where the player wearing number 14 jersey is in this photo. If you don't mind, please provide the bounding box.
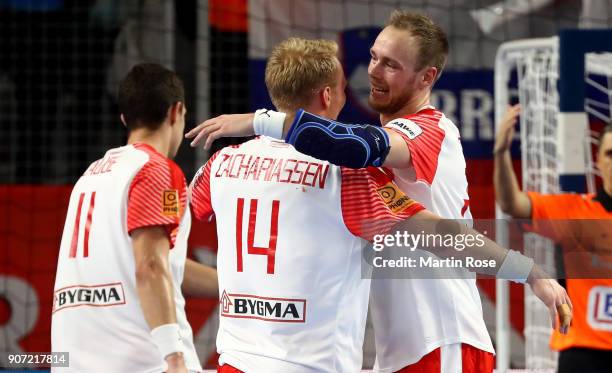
[190,38,424,372]
[51,64,216,373]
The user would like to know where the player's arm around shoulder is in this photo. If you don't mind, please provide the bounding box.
[381,127,412,169]
[132,226,188,373]
[186,113,256,150]
[383,115,456,181]
[188,109,399,169]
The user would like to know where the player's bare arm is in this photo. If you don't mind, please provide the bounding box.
[132,226,188,373]
[384,129,412,168]
[132,226,177,330]
[182,258,218,298]
[186,113,257,150]
[493,104,532,218]
[399,209,572,334]
[187,109,412,168]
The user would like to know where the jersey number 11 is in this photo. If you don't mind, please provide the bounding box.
[69,191,96,259]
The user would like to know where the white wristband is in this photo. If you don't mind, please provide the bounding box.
[497,250,534,283]
[151,323,184,359]
[254,109,286,140]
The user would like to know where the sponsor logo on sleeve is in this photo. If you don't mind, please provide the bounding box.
[377,183,414,213]
[220,290,306,322]
[52,283,126,313]
[587,286,612,331]
[386,118,423,140]
[162,189,180,217]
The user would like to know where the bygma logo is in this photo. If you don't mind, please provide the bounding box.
[53,283,126,313]
[220,291,306,322]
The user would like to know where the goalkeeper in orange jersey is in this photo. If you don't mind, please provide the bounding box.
[494,105,612,373]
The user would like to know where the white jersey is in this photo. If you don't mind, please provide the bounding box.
[51,143,201,373]
[370,106,495,372]
[190,137,423,373]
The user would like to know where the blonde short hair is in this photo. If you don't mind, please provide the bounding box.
[387,10,448,77]
[265,37,339,111]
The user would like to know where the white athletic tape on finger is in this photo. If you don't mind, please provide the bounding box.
[254,109,286,140]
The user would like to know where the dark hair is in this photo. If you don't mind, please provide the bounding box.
[387,10,449,78]
[118,63,184,130]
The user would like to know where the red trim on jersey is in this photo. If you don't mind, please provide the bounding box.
[127,143,187,247]
[395,346,441,372]
[218,364,244,373]
[69,193,86,258]
[340,167,424,241]
[165,157,187,244]
[394,344,494,373]
[83,192,96,257]
[460,344,494,373]
[191,150,222,221]
[386,109,445,185]
[461,199,470,217]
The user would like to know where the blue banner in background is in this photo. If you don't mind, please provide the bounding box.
[0,0,63,11]
[250,27,521,159]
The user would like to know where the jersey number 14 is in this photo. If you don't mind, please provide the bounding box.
[236,198,280,275]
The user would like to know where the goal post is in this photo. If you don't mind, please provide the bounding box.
[495,36,558,371]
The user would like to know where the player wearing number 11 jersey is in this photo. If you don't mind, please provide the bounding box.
[52,64,217,373]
